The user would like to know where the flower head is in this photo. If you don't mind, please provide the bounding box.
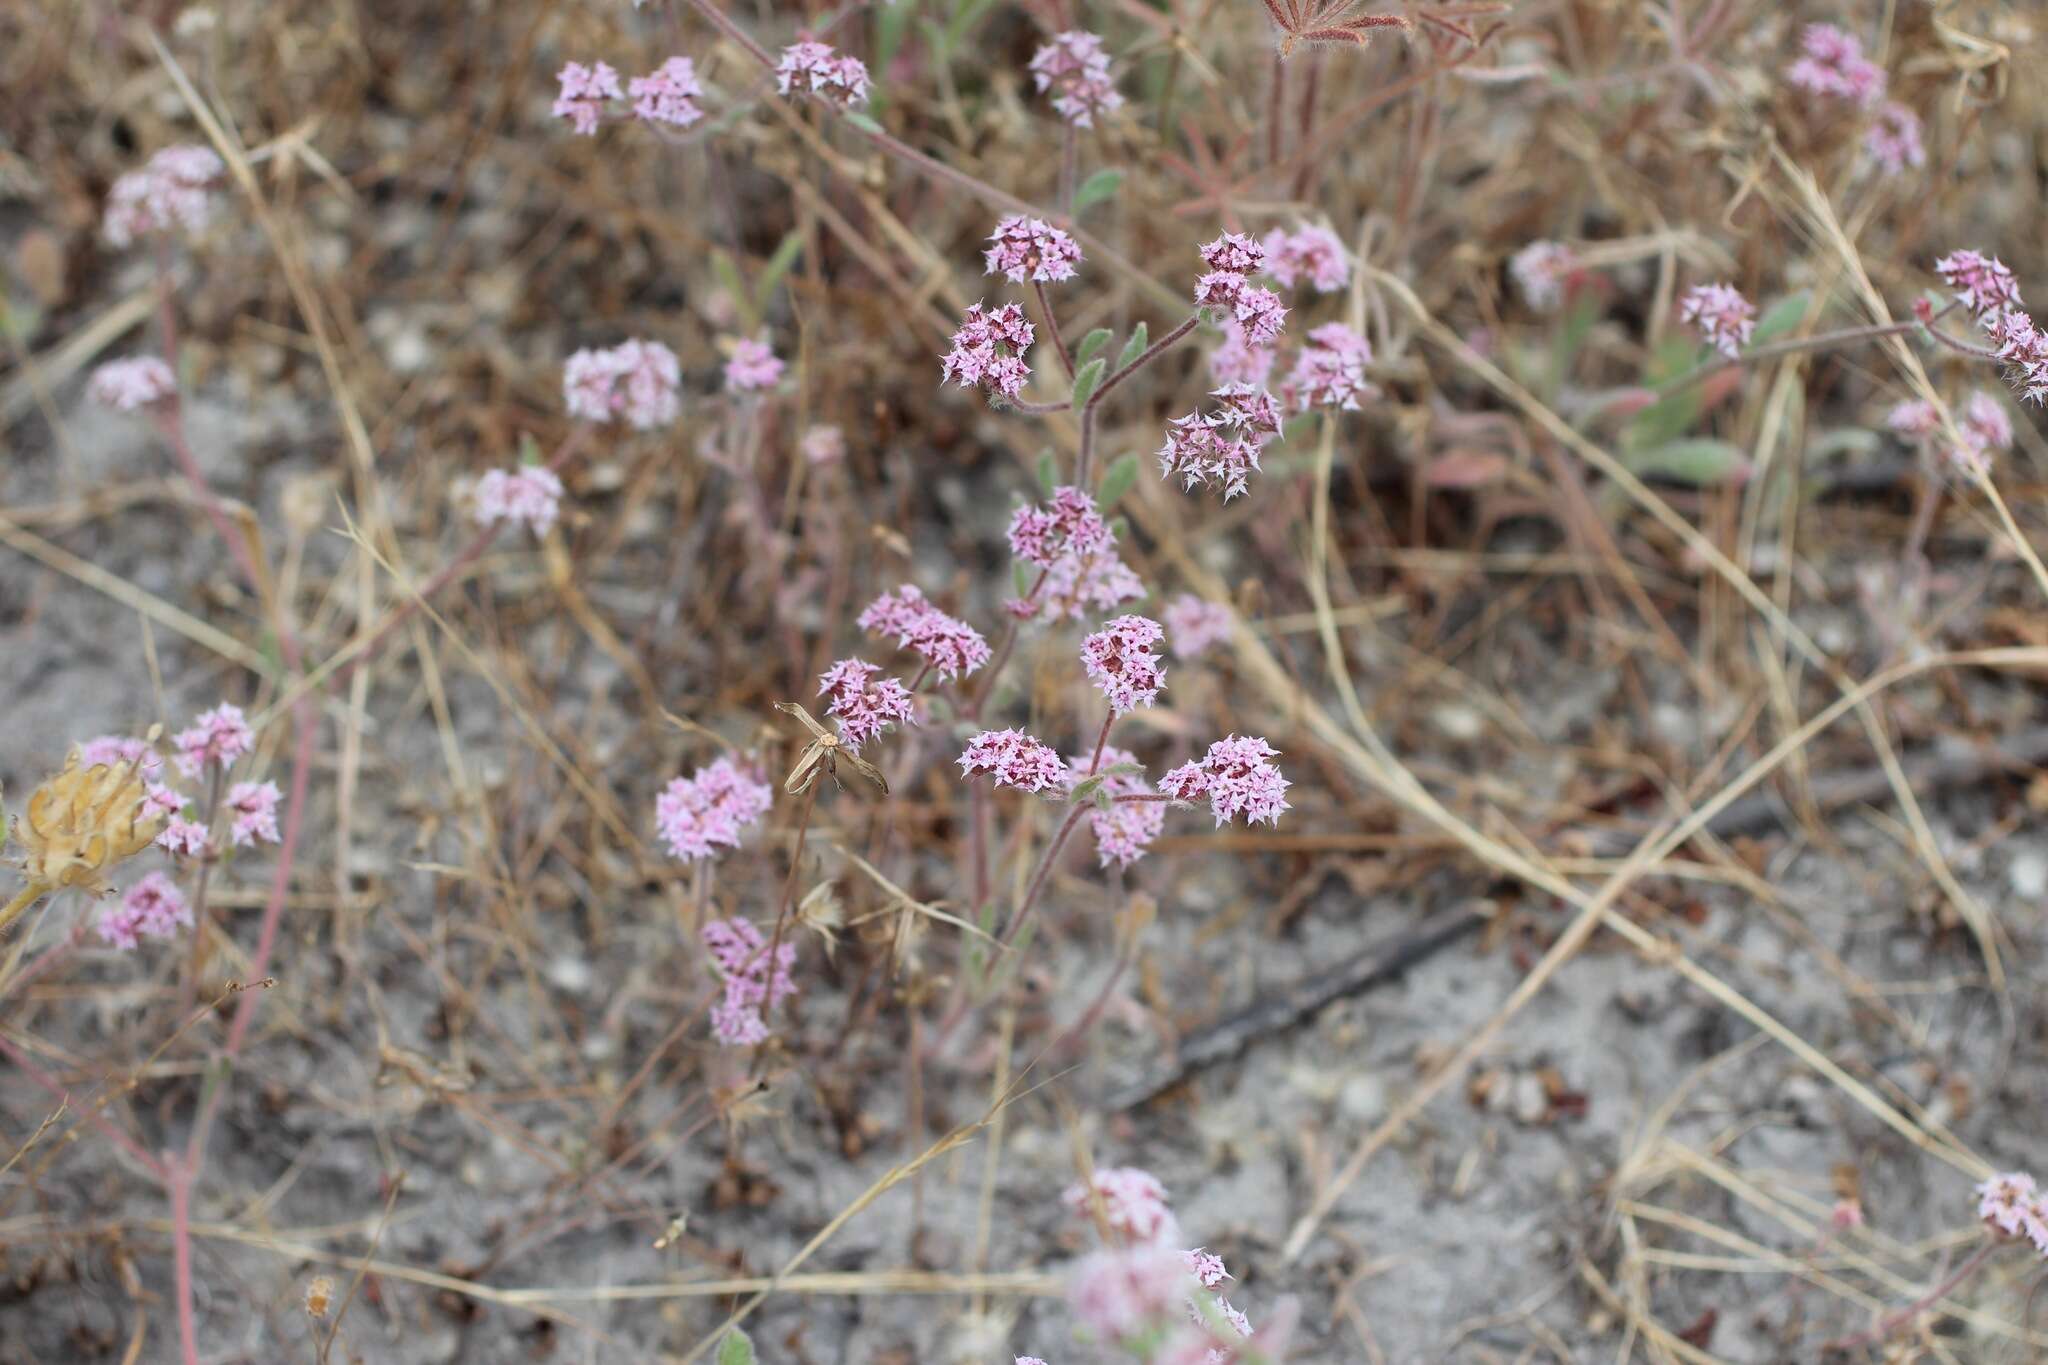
[226,780,282,847]
[655,758,773,862]
[1070,746,1165,869]
[173,703,253,779]
[1007,486,1112,569]
[1161,736,1290,826]
[1200,234,1267,277]
[941,302,1035,401]
[553,61,623,135]
[89,357,177,412]
[1977,1172,2040,1239]
[104,145,223,248]
[775,40,870,107]
[157,818,211,859]
[801,424,845,465]
[1065,1166,1178,1242]
[986,215,1082,285]
[1283,322,1376,412]
[857,585,991,680]
[78,736,163,779]
[702,917,797,1047]
[1962,389,2013,453]
[563,339,682,429]
[1029,31,1122,127]
[1082,614,1167,714]
[474,465,565,536]
[1865,102,1925,176]
[1164,595,1233,658]
[100,872,192,949]
[1067,1244,1191,1342]
[1680,283,1756,359]
[1885,398,1939,439]
[629,56,705,128]
[1210,317,1277,388]
[959,729,1069,793]
[1007,488,1145,621]
[1987,309,2048,405]
[817,658,917,750]
[1261,224,1348,293]
[724,336,784,393]
[1785,23,1885,106]
[1159,386,1284,501]
[1510,240,1578,313]
[1936,250,2024,324]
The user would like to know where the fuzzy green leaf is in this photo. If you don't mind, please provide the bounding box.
[1114,321,1150,372]
[716,1330,758,1365]
[1074,328,1114,370]
[1070,357,1107,411]
[1629,437,1752,486]
[1749,291,1814,348]
[1096,452,1140,509]
[1073,168,1124,213]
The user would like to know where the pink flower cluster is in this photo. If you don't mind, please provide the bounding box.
[1900,389,2015,478]
[174,703,254,779]
[226,780,282,847]
[630,56,707,128]
[563,340,681,429]
[1164,595,1233,658]
[1785,23,1885,107]
[818,658,916,749]
[1006,487,1144,622]
[801,424,845,465]
[941,302,1035,401]
[1261,223,1348,293]
[958,729,1070,793]
[159,818,210,859]
[1977,1171,2048,1255]
[724,336,784,393]
[1161,736,1291,827]
[79,735,163,778]
[858,584,991,680]
[98,872,192,951]
[1510,240,1578,313]
[1865,102,1925,176]
[474,465,566,535]
[1937,250,2048,406]
[702,917,797,1047]
[104,145,223,248]
[1029,31,1122,128]
[775,40,869,107]
[89,357,177,412]
[1081,615,1167,715]
[1210,318,1276,388]
[1283,322,1376,412]
[1885,398,1938,439]
[1066,1166,1177,1241]
[1679,283,1756,360]
[1158,383,1284,501]
[1193,234,1288,347]
[985,216,1082,285]
[1071,747,1165,869]
[553,61,624,136]
[655,757,773,862]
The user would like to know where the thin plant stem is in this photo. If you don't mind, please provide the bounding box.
[756,777,821,1039]
[1825,1241,1998,1352]
[1058,122,1078,219]
[1086,709,1114,776]
[1973,470,2048,601]
[171,1161,201,1365]
[1290,50,1323,200]
[0,1033,169,1179]
[1654,302,1962,399]
[1033,280,1076,381]
[1078,312,1201,487]
[995,804,1087,948]
[1266,52,1286,166]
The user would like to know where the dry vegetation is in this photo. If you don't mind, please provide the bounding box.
[3,1,2048,1361]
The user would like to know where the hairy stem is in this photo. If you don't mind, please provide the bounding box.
[1078,312,1202,487]
[1032,280,1076,381]
[995,804,1087,948]
[1655,302,1963,399]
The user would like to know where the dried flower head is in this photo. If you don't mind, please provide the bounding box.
[817,658,917,750]
[1082,615,1167,714]
[1261,223,1349,293]
[1029,31,1122,127]
[857,585,992,680]
[173,703,254,780]
[304,1276,334,1320]
[775,40,870,107]
[89,357,177,412]
[655,758,774,862]
[1164,595,1233,658]
[1679,283,1756,360]
[724,336,784,393]
[941,302,1036,400]
[1262,0,1408,57]
[474,465,565,536]
[226,780,282,847]
[985,215,1083,285]
[1785,22,1885,107]
[1865,102,1925,176]
[703,917,797,1046]
[1161,735,1291,826]
[104,145,224,248]
[553,60,623,135]
[1510,240,1578,313]
[630,56,706,128]
[19,752,165,894]
[959,729,1070,794]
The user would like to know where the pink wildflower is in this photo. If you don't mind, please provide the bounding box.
[1067,1244,1190,1341]
[1210,318,1276,387]
[78,735,163,778]
[941,302,1036,401]
[629,56,705,128]
[1070,746,1166,869]
[173,703,253,779]
[1201,234,1267,276]
[1510,240,1578,313]
[88,357,177,412]
[1185,1249,1230,1289]
[1161,736,1291,827]
[553,61,623,135]
[1865,102,1925,176]
[1082,615,1167,714]
[1008,486,1113,569]
[1017,1359,1050,1365]
[818,658,917,750]
[775,40,870,107]
[655,757,773,862]
[103,145,223,248]
[857,584,991,680]
[800,424,845,465]
[1936,250,2024,324]
[96,899,144,951]
[563,340,682,429]
[1283,322,1376,412]
[474,465,566,536]
[986,215,1083,285]
[702,917,797,1047]
[958,729,1069,794]
[1962,389,2013,453]
[1885,398,1939,439]
[1987,309,2048,404]
[1007,488,1145,621]
[100,872,192,949]
[1261,224,1348,293]
[1164,595,1233,658]
[156,818,211,858]
[1680,283,1756,359]
[724,336,784,393]
[225,780,282,847]
[1036,547,1145,623]
[1785,23,1885,107]
[1159,385,1283,501]
[1064,1166,1179,1242]
[1029,31,1122,127]
[141,782,184,821]
[1977,1172,2039,1239]
[1232,286,1288,346]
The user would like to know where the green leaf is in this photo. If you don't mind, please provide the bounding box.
[1036,449,1060,494]
[1807,426,1880,462]
[716,1329,758,1365]
[875,0,916,78]
[1013,558,1035,597]
[1070,357,1107,411]
[841,111,885,137]
[709,249,759,333]
[518,432,542,467]
[1068,774,1107,805]
[1114,322,1149,372]
[752,230,806,316]
[1073,168,1124,213]
[1629,437,1752,486]
[1096,452,1139,509]
[1074,328,1113,370]
[1749,291,1814,348]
